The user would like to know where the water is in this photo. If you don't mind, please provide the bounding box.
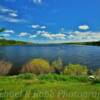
[0,44,100,70]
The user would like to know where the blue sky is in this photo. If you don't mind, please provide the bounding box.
[0,0,100,43]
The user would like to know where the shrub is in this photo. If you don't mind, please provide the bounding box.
[17,73,37,80]
[95,68,100,77]
[0,60,12,75]
[20,59,51,75]
[63,64,88,76]
[51,58,63,74]
[94,68,100,81]
[39,74,67,81]
[92,79,100,84]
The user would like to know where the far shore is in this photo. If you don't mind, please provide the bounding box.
[0,39,100,46]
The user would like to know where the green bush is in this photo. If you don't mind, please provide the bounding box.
[20,59,51,75]
[92,68,100,83]
[64,64,88,76]
[17,73,37,80]
[95,68,100,77]
[51,58,63,74]
[39,74,67,81]
[0,60,12,75]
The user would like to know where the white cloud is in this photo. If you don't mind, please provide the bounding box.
[41,32,53,39]
[29,35,37,38]
[32,25,40,29]
[36,30,43,34]
[0,6,16,13]
[66,31,100,42]
[18,32,30,37]
[78,25,90,30]
[32,25,46,29]
[36,30,47,35]
[4,30,15,34]
[2,34,10,37]
[0,6,27,23]
[41,26,46,29]
[41,31,66,40]
[49,33,66,39]
[33,0,42,4]
[0,15,26,23]
[9,12,18,17]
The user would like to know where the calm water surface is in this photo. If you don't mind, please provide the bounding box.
[0,45,100,70]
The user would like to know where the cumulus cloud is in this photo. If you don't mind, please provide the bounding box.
[0,15,26,23]
[18,32,30,37]
[0,5,18,17]
[36,30,44,34]
[41,31,66,40]
[0,6,16,13]
[33,0,42,4]
[29,35,37,38]
[78,25,90,30]
[36,30,100,42]
[2,34,10,37]
[32,25,40,29]
[9,12,18,17]
[67,31,100,42]
[32,24,46,29]
[40,26,46,29]
[4,30,15,34]
[0,6,27,23]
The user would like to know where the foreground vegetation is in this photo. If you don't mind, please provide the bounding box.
[0,58,100,99]
[0,73,100,100]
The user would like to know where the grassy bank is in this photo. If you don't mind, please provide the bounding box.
[0,74,100,100]
[0,59,100,99]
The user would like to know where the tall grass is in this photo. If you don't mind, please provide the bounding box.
[20,59,52,75]
[0,60,12,75]
[0,58,99,77]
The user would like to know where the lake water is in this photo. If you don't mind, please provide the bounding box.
[0,45,100,70]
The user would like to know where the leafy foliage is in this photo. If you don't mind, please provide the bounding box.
[17,73,37,80]
[51,58,63,74]
[64,64,88,76]
[21,59,51,74]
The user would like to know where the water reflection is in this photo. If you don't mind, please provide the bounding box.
[0,45,100,70]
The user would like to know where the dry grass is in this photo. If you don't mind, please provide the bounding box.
[21,59,52,74]
[0,60,12,75]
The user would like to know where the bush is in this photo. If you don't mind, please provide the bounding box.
[64,64,88,76]
[51,58,63,74]
[95,68,100,77]
[17,73,37,80]
[93,68,100,82]
[20,59,51,75]
[39,74,67,82]
[0,60,12,75]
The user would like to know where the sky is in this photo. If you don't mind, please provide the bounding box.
[0,0,100,43]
